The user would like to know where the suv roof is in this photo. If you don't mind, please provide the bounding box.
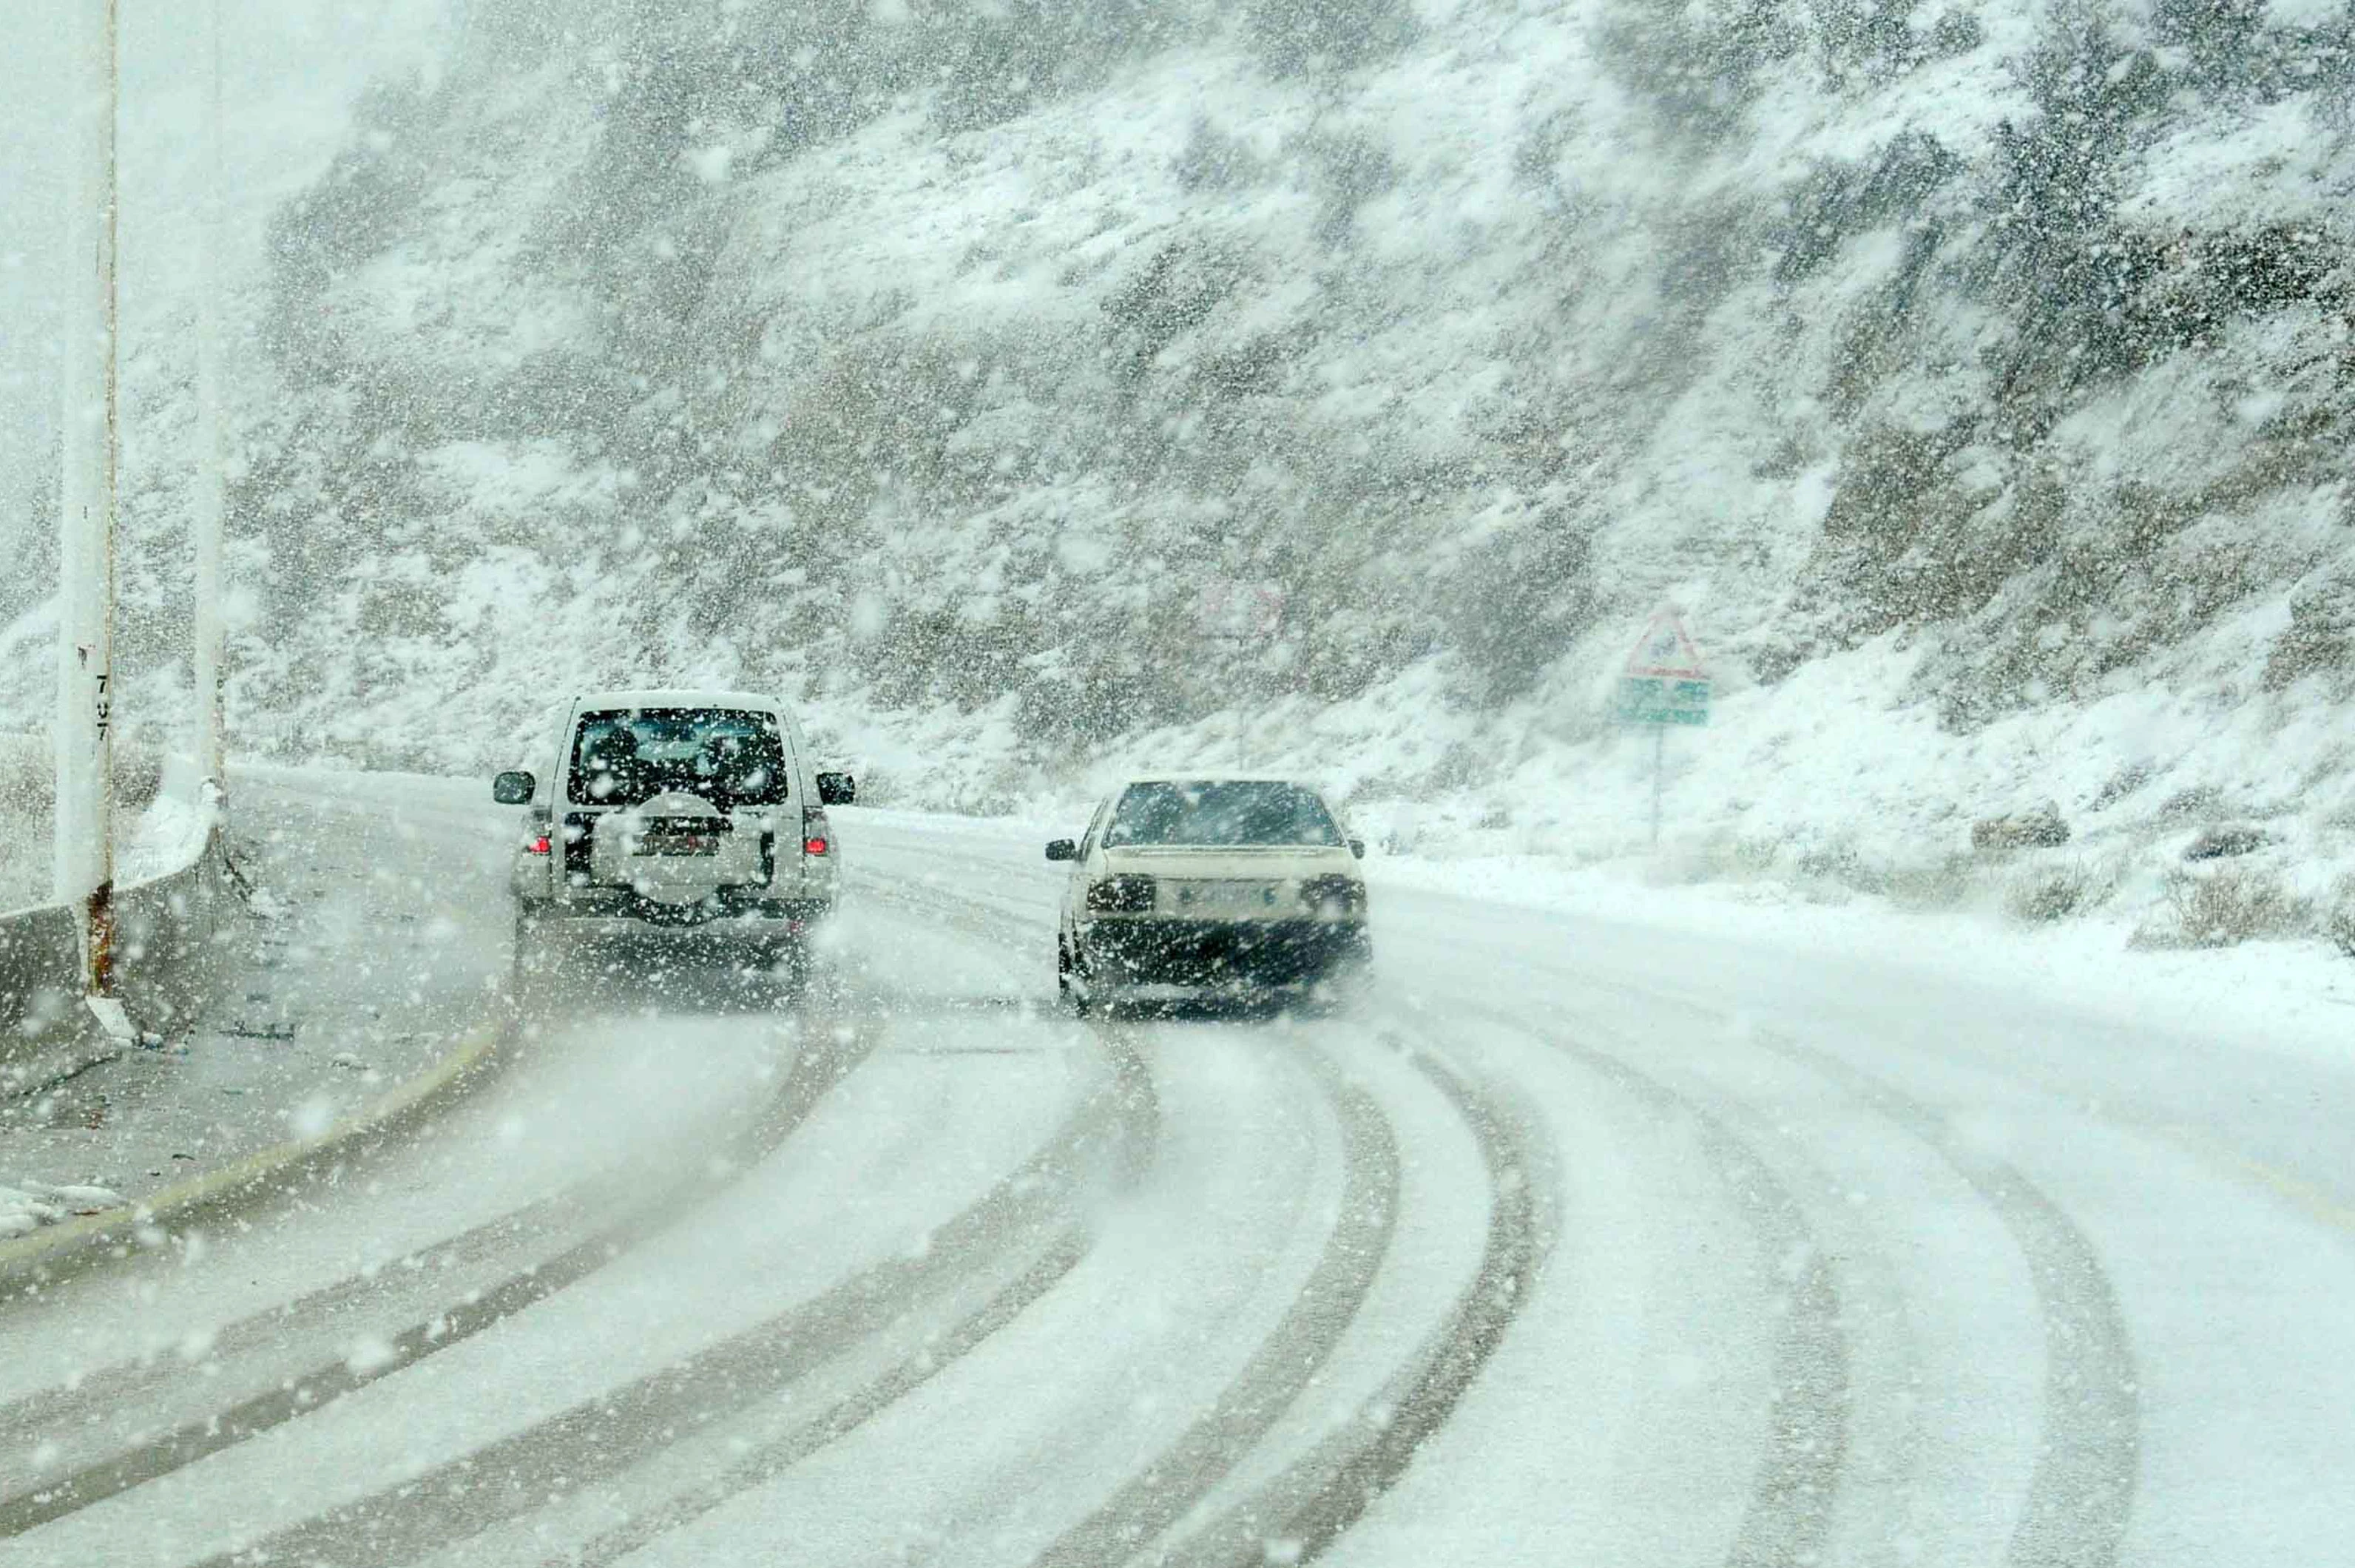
[1112,774,1333,792]
[570,688,785,713]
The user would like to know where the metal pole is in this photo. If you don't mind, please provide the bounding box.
[1649,724,1663,850]
[193,0,227,802]
[54,0,121,998]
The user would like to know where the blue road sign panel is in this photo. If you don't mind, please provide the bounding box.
[1617,675,1711,726]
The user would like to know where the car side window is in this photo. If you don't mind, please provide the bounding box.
[1079,800,1110,859]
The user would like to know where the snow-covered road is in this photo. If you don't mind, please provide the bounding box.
[2,774,2351,1567]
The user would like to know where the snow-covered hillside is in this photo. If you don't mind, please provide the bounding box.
[8,0,2354,932]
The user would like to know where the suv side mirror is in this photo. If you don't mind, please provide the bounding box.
[1045,839,1078,862]
[1348,838,1366,859]
[817,771,856,806]
[493,771,535,805]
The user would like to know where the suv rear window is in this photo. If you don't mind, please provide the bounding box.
[1104,781,1342,848]
[569,709,788,808]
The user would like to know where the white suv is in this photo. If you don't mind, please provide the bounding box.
[495,689,854,968]
[1050,777,1371,1012]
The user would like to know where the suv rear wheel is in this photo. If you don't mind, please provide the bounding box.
[1057,937,1089,1017]
[513,902,543,967]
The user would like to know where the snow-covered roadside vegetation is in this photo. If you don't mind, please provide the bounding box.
[2,0,2351,947]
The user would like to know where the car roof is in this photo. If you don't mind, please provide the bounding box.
[1109,774,1334,796]
[572,689,784,713]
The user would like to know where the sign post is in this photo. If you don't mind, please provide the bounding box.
[55,0,123,1011]
[1615,607,1709,848]
[1195,578,1284,771]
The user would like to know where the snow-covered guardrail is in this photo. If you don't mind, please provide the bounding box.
[1,743,228,1072]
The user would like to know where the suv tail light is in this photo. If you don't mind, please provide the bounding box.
[527,834,553,856]
[1086,874,1158,915]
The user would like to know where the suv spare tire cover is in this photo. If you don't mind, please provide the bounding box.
[593,791,742,907]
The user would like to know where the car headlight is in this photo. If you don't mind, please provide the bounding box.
[1300,875,1367,916]
[1086,874,1158,915]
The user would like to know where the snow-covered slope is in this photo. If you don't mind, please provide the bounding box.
[8,0,2354,929]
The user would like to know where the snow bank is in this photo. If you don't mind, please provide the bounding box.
[0,1178,126,1239]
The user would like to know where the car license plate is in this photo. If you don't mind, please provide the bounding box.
[633,829,719,856]
[1178,882,1276,912]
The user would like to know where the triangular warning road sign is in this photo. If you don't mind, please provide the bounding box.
[1625,608,1706,679]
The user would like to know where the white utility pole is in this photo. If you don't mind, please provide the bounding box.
[54,0,121,1000]
[193,0,228,799]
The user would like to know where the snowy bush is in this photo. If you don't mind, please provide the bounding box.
[1794,839,1866,891]
[2327,877,2355,959]
[2183,824,2270,862]
[2002,859,2109,923]
[2141,866,2314,948]
[1971,802,2071,852]
[1883,854,1980,913]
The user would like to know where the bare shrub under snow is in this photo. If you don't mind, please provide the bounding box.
[2002,859,2116,924]
[1793,839,1978,912]
[2137,866,2314,949]
[1971,804,2072,851]
[2327,877,2355,959]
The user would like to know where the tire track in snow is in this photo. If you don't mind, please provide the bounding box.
[550,1237,1088,1568]
[1018,1044,1402,1568]
[1748,1031,2141,1568]
[550,1026,1182,1568]
[866,852,1546,1568]
[1148,1044,1550,1568]
[0,1009,884,1538]
[1496,950,2140,1568]
[1453,1001,1853,1568]
[166,1034,1158,1568]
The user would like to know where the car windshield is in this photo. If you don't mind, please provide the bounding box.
[568,708,787,808]
[1104,780,1343,848]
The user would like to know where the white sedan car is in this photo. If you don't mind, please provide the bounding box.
[1050,777,1371,1012]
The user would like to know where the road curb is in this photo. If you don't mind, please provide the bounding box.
[0,1018,505,1294]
